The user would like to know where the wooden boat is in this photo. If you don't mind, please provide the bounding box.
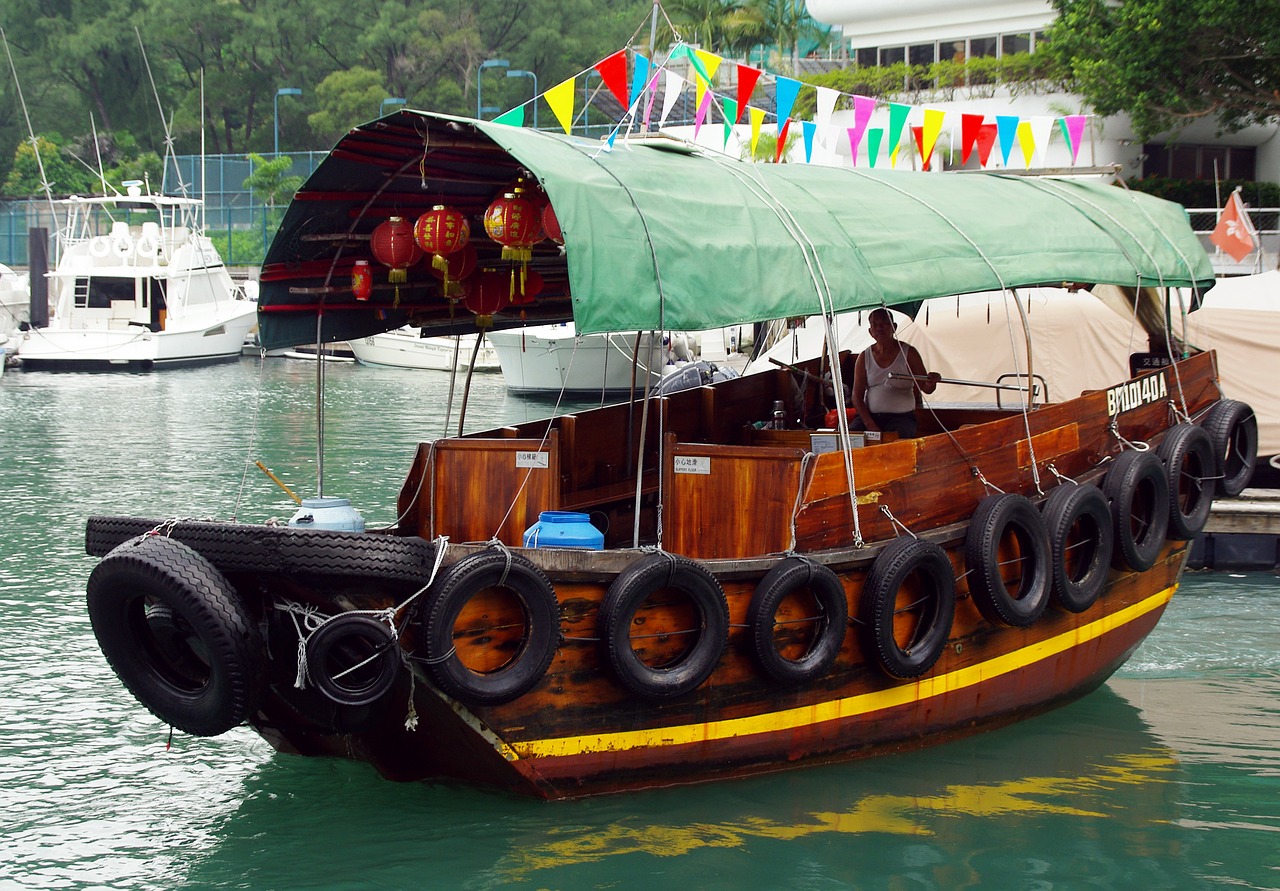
[82,111,1257,798]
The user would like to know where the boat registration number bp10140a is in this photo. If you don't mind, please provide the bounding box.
[1106,370,1168,417]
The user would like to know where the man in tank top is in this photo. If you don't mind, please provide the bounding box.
[849,308,940,438]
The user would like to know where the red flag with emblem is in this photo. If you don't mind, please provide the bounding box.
[1210,191,1257,262]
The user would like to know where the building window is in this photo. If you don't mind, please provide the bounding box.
[939,39,966,63]
[879,46,905,66]
[1144,143,1257,180]
[1002,33,1030,56]
[909,43,936,66]
[969,36,997,58]
[855,47,877,68]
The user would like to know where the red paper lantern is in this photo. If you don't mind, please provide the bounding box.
[414,206,470,259]
[371,216,422,281]
[427,243,477,297]
[482,190,544,262]
[351,260,373,301]
[510,269,543,306]
[465,268,508,328]
[541,203,563,246]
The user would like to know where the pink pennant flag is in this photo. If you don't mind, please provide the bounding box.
[593,51,629,108]
[1062,115,1087,165]
[693,89,712,138]
[846,95,875,165]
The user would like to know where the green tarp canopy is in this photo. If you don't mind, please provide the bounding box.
[256,111,1214,350]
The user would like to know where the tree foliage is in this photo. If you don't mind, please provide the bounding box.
[1045,0,1280,139]
[1,0,651,195]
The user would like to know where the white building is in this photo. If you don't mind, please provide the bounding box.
[804,0,1280,185]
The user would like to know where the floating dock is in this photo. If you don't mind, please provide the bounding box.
[1190,489,1280,570]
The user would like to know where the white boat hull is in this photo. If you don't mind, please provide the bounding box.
[349,328,499,371]
[16,306,257,369]
[487,325,667,393]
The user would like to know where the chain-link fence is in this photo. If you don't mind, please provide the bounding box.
[0,151,326,270]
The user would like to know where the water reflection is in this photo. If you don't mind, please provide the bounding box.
[184,687,1194,890]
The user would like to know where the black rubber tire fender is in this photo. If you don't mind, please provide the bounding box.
[1104,449,1171,572]
[306,614,402,707]
[859,537,956,679]
[421,549,559,706]
[1201,399,1258,497]
[964,493,1052,627]
[1041,483,1114,613]
[598,553,729,700]
[747,557,848,684]
[86,534,266,736]
[1157,423,1217,540]
[85,516,437,584]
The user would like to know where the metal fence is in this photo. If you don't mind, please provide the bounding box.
[0,151,327,269]
[2,168,1276,275]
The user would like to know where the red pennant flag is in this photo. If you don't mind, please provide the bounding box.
[960,114,984,166]
[735,64,762,123]
[975,123,998,167]
[593,50,629,108]
[775,120,791,163]
[910,126,928,170]
[1210,191,1258,262]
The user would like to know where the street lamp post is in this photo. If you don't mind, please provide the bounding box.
[274,87,302,156]
[476,59,509,120]
[380,97,407,117]
[506,70,538,128]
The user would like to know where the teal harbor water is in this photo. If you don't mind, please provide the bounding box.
[2,359,1279,890]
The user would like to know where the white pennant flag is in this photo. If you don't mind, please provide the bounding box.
[659,70,685,128]
[1029,115,1056,168]
[815,86,840,148]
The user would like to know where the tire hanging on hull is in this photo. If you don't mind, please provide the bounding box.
[859,537,955,679]
[1157,423,1216,540]
[747,557,848,684]
[598,553,729,700]
[964,493,1052,627]
[86,534,266,737]
[1201,399,1258,497]
[1104,450,1170,572]
[1041,483,1114,613]
[420,549,560,706]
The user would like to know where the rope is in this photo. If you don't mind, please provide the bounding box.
[232,349,271,522]
[846,169,1042,498]
[879,504,917,539]
[1045,463,1078,486]
[705,154,865,546]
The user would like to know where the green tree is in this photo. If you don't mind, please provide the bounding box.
[1044,0,1280,138]
[3,134,96,196]
[308,68,387,146]
[242,153,304,208]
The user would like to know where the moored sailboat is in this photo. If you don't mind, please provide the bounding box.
[82,111,1255,798]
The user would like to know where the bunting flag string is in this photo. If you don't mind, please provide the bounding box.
[485,41,1093,172]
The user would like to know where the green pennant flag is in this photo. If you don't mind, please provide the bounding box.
[493,106,525,127]
[866,128,884,168]
[887,103,911,166]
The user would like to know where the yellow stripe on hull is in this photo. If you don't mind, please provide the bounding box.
[509,585,1176,761]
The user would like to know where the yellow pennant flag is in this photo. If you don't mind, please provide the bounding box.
[695,72,708,112]
[1016,120,1035,168]
[544,76,577,135]
[749,106,765,158]
[693,49,723,83]
[921,108,945,167]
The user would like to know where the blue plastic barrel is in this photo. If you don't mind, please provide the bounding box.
[522,511,604,550]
